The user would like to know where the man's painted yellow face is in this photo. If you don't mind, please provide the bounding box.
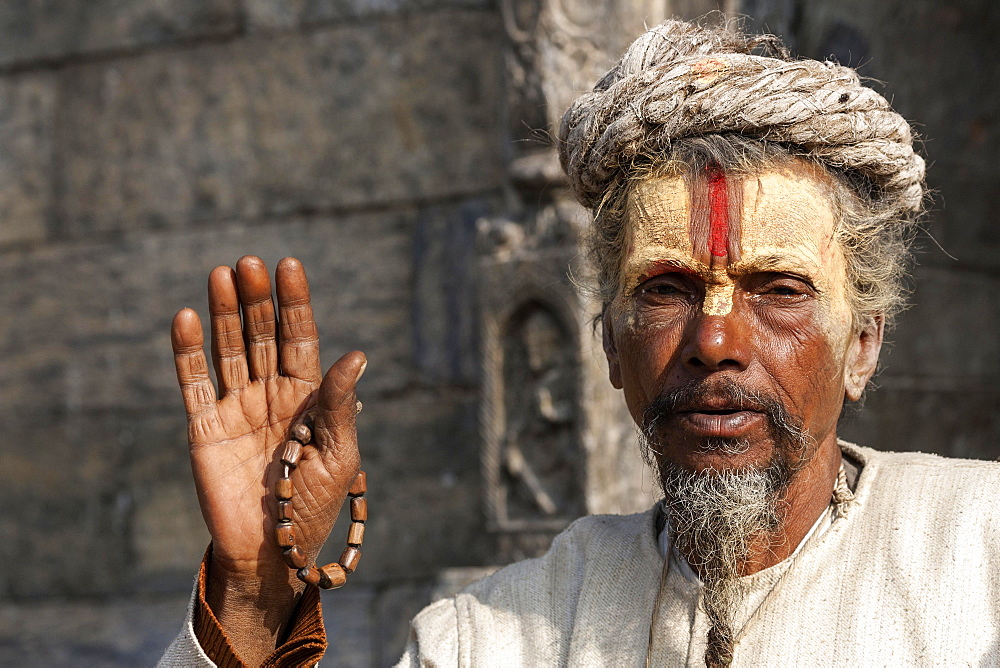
[604,161,878,472]
[618,165,852,339]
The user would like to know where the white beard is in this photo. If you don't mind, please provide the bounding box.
[656,456,794,667]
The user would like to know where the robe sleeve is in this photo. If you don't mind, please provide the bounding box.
[394,597,461,667]
[158,545,326,668]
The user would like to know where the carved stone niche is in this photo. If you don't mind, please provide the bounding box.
[472,0,666,564]
[464,0,673,566]
[478,201,653,563]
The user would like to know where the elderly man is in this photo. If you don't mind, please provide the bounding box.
[161,19,1000,667]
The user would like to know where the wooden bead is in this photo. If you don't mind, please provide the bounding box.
[319,563,347,590]
[281,440,303,467]
[340,546,361,573]
[275,521,296,548]
[348,471,367,497]
[282,545,307,569]
[277,465,370,592]
[275,477,293,500]
[350,497,367,522]
[297,566,322,587]
[347,522,365,546]
[292,423,312,444]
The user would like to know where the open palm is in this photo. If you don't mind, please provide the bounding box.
[171,256,365,583]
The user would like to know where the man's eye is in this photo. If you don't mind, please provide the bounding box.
[647,283,682,295]
[635,273,698,304]
[639,276,694,300]
[755,277,814,302]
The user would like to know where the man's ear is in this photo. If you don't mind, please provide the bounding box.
[603,313,623,389]
[844,314,884,402]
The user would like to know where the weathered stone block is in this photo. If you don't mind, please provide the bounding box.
[841,384,1000,461]
[245,0,494,30]
[243,0,310,30]
[375,580,436,665]
[0,0,240,67]
[0,404,204,597]
[0,381,484,598]
[128,438,210,593]
[918,169,1000,273]
[412,199,496,386]
[58,12,503,236]
[0,73,55,246]
[671,0,734,19]
[880,265,1000,381]
[319,586,376,666]
[0,593,191,666]
[318,389,488,581]
[0,210,421,415]
[0,406,135,597]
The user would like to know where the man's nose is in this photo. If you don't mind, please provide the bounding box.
[681,313,750,372]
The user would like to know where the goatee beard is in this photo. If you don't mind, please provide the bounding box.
[657,459,792,667]
[640,379,814,667]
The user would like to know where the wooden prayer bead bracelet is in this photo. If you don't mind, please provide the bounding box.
[273,415,367,590]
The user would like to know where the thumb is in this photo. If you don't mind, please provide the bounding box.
[314,350,367,473]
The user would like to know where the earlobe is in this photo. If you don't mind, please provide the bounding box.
[844,315,884,402]
[603,315,623,389]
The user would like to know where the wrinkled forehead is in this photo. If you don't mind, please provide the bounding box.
[625,164,842,273]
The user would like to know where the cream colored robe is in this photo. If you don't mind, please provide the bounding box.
[397,444,1000,666]
[162,443,1000,666]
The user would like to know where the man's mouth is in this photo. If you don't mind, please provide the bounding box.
[676,407,765,437]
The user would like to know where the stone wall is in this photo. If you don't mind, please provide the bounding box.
[0,2,505,664]
[0,0,996,665]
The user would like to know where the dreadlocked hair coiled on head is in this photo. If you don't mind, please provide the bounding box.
[558,19,926,330]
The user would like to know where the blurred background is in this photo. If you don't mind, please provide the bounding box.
[0,0,996,665]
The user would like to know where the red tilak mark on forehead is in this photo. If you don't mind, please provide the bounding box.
[688,166,741,266]
[708,168,729,257]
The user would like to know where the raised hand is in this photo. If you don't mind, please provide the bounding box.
[171,255,365,662]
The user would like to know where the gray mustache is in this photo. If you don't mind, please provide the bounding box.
[640,378,811,463]
[643,378,783,426]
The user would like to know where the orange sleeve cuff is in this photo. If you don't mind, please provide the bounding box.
[193,545,328,668]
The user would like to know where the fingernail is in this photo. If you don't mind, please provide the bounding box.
[356,360,367,382]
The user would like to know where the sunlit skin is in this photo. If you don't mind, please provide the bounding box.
[603,160,884,575]
[171,256,366,664]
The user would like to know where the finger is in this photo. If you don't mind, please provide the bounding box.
[235,255,278,381]
[171,308,217,416]
[314,351,367,471]
[275,257,321,384]
[208,265,249,395]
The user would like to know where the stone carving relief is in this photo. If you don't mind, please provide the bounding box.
[479,251,586,540]
[479,0,664,558]
[501,301,583,525]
